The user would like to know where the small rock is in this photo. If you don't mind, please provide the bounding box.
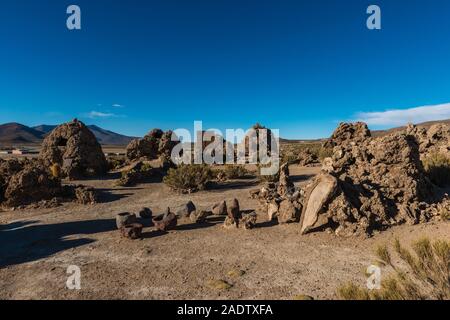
[153,209,177,231]
[138,207,153,219]
[176,201,196,218]
[116,212,137,229]
[211,201,227,216]
[120,223,143,240]
[267,201,279,221]
[189,210,211,223]
[277,199,299,224]
[240,211,257,230]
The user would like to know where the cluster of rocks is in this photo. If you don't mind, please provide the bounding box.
[251,163,302,224]
[0,157,98,209]
[297,148,319,167]
[406,123,450,159]
[115,198,258,240]
[301,122,447,236]
[126,129,178,162]
[0,158,60,208]
[115,161,156,187]
[39,119,108,180]
[250,121,449,236]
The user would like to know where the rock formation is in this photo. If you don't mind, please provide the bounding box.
[300,122,439,236]
[3,162,62,207]
[126,128,179,162]
[39,119,108,179]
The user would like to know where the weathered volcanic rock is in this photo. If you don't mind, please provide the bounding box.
[153,208,178,231]
[4,164,62,207]
[138,207,153,219]
[39,119,108,180]
[74,186,98,205]
[323,122,371,149]
[211,201,227,216]
[176,201,196,218]
[189,210,211,223]
[120,223,143,240]
[300,173,338,234]
[126,128,179,162]
[297,148,319,166]
[407,123,450,159]
[240,211,257,229]
[116,212,137,229]
[227,198,241,226]
[310,123,437,236]
[277,163,294,197]
[277,199,300,224]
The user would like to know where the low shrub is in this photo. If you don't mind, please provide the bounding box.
[163,164,213,193]
[222,165,250,179]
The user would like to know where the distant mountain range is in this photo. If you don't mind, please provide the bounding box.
[371,119,450,137]
[0,123,137,146]
[1,119,449,146]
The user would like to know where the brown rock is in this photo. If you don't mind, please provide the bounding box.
[240,211,257,229]
[74,186,97,205]
[277,199,299,224]
[4,163,62,207]
[120,223,143,240]
[39,119,108,180]
[227,198,241,225]
[300,173,338,234]
[211,201,227,216]
[189,210,211,223]
[153,208,177,231]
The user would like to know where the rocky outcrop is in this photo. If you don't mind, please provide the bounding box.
[297,148,319,166]
[39,119,108,179]
[300,123,438,236]
[251,163,301,224]
[126,128,179,162]
[406,123,450,159]
[323,122,371,149]
[3,163,62,207]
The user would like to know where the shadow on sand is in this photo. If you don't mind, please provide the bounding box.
[0,218,117,269]
[290,174,316,183]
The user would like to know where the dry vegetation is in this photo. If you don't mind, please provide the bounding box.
[163,164,214,193]
[423,152,450,187]
[338,237,450,300]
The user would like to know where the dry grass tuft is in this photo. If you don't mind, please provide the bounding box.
[338,237,450,300]
[423,152,450,187]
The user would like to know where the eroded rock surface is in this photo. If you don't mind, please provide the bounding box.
[39,119,108,179]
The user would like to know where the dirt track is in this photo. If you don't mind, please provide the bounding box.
[0,165,449,300]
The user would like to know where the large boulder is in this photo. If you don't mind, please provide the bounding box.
[323,122,371,149]
[0,158,25,202]
[4,164,62,207]
[126,128,178,162]
[407,123,450,159]
[39,119,108,179]
[300,173,338,234]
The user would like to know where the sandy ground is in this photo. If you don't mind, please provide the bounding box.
[0,165,449,300]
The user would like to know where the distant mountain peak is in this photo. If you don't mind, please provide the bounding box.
[0,123,136,146]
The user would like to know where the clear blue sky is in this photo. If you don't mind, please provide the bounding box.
[1,0,450,139]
